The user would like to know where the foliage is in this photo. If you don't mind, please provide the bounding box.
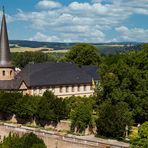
[37,91,67,122]
[0,132,46,148]
[0,133,22,148]
[0,91,67,124]
[20,132,46,148]
[138,121,148,139]
[66,96,95,133]
[130,122,148,148]
[65,43,100,65]
[96,101,133,138]
[12,52,55,68]
[97,47,148,123]
[0,92,22,115]
[15,95,41,119]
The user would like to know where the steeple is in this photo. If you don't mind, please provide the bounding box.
[0,7,12,67]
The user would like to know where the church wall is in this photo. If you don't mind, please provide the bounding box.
[28,84,94,98]
[0,68,15,80]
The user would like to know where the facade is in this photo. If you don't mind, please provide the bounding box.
[0,11,99,98]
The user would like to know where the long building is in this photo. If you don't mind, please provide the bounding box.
[0,10,99,98]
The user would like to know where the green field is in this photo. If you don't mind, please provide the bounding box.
[94,44,124,50]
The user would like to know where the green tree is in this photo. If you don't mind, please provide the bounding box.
[37,91,67,123]
[97,47,148,123]
[12,51,54,68]
[0,92,22,116]
[139,121,148,139]
[0,133,22,148]
[70,102,92,133]
[67,96,95,133]
[131,122,148,147]
[20,133,46,148]
[96,101,133,138]
[65,43,100,65]
[0,133,46,148]
[15,95,41,120]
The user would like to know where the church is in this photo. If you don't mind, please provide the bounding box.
[0,10,99,98]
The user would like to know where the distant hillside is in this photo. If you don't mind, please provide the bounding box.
[9,40,142,55]
[9,40,74,49]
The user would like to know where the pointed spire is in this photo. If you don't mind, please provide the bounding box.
[0,7,12,67]
[2,6,5,14]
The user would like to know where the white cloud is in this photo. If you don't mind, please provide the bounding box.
[29,32,60,42]
[6,0,148,42]
[0,11,14,23]
[114,26,148,42]
[36,0,62,9]
[91,0,111,3]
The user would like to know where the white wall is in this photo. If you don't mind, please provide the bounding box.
[29,84,94,98]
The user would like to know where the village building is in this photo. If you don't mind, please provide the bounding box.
[0,10,99,98]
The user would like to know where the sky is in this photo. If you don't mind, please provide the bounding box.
[0,0,148,43]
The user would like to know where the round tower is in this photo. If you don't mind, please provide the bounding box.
[0,8,15,80]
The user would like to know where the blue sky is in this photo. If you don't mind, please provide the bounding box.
[0,0,148,42]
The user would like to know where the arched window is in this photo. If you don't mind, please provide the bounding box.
[10,70,12,76]
[2,70,5,76]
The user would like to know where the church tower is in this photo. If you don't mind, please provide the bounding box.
[0,8,15,80]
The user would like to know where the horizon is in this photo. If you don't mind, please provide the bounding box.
[0,0,148,43]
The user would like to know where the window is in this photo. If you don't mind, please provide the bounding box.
[2,70,5,76]
[77,85,80,92]
[84,85,87,91]
[60,86,63,93]
[66,86,69,92]
[10,70,12,76]
[72,86,75,92]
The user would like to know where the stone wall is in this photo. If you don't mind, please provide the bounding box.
[0,123,130,148]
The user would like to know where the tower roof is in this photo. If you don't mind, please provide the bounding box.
[0,7,12,67]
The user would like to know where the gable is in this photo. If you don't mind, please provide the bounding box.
[19,81,27,90]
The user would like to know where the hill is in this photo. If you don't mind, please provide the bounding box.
[9,40,142,54]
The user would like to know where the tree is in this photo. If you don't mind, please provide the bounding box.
[37,91,67,123]
[96,47,148,123]
[131,122,148,147]
[20,133,46,148]
[0,133,22,148]
[96,101,133,138]
[67,96,95,133]
[139,121,148,139]
[70,102,92,133]
[12,51,53,68]
[0,92,22,117]
[65,43,100,65]
[0,132,46,148]
[15,95,41,120]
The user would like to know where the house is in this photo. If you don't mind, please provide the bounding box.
[0,10,99,98]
